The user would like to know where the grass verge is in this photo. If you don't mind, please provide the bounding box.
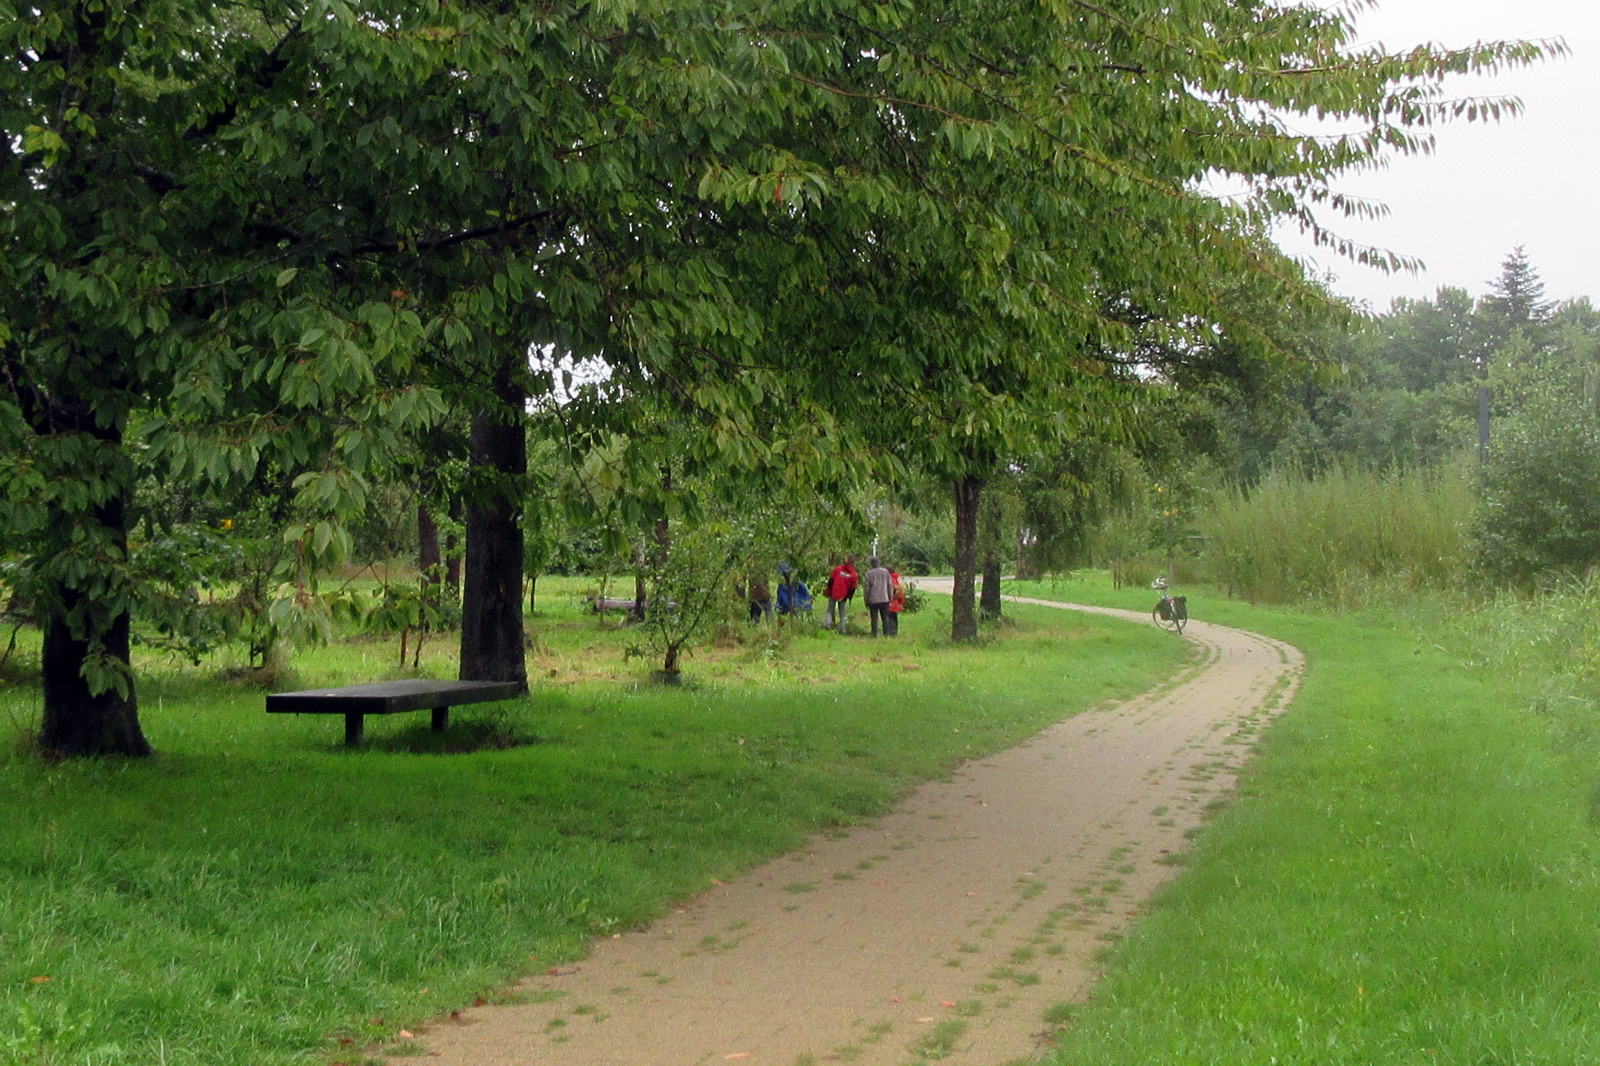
[0,592,1181,1066]
[1006,574,1600,1065]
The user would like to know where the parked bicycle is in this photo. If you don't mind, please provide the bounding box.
[1151,577,1187,633]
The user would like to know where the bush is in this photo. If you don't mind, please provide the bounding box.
[1474,375,1600,585]
[899,580,928,614]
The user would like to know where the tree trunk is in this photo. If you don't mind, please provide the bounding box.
[39,422,152,758]
[418,503,442,617]
[980,552,1004,619]
[632,540,648,622]
[951,475,984,642]
[651,469,672,573]
[42,589,150,758]
[459,363,529,688]
[979,490,1004,620]
[528,572,539,615]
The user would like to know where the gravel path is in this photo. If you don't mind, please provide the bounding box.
[413,590,1302,1066]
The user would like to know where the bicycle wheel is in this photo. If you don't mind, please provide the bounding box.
[1153,601,1182,632]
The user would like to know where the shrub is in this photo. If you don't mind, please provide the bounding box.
[1474,374,1600,585]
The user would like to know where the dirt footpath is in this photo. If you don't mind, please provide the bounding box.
[415,592,1302,1066]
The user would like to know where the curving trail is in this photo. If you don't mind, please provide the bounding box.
[415,589,1302,1066]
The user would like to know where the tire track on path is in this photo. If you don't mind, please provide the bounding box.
[415,589,1302,1066]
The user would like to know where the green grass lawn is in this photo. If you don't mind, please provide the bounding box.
[10,573,1596,1066]
[1005,575,1600,1066]
[0,585,1182,1066]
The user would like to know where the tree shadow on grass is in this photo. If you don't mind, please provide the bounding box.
[357,711,550,755]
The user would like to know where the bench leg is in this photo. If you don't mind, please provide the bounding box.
[431,707,449,732]
[344,713,364,747]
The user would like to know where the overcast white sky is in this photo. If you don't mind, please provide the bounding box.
[1271,0,1597,312]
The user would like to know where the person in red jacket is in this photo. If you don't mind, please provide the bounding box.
[825,555,858,634]
[886,568,906,637]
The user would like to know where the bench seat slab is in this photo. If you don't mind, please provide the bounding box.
[267,679,524,746]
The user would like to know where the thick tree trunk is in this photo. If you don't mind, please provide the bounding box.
[459,365,529,688]
[42,589,150,758]
[951,475,984,642]
[39,422,151,758]
[979,490,1004,619]
[980,552,1004,619]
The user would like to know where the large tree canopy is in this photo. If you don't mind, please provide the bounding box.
[701,2,1548,636]
[1,0,1552,752]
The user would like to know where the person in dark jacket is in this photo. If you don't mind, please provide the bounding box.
[861,557,893,637]
[748,574,772,623]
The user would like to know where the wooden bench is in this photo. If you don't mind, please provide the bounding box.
[266,679,525,747]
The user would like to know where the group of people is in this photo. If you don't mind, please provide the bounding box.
[827,555,906,637]
[744,555,906,636]
[744,565,807,623]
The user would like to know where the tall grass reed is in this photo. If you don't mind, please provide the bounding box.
[1442,572,1600,776]
[1201,461,1476,606]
